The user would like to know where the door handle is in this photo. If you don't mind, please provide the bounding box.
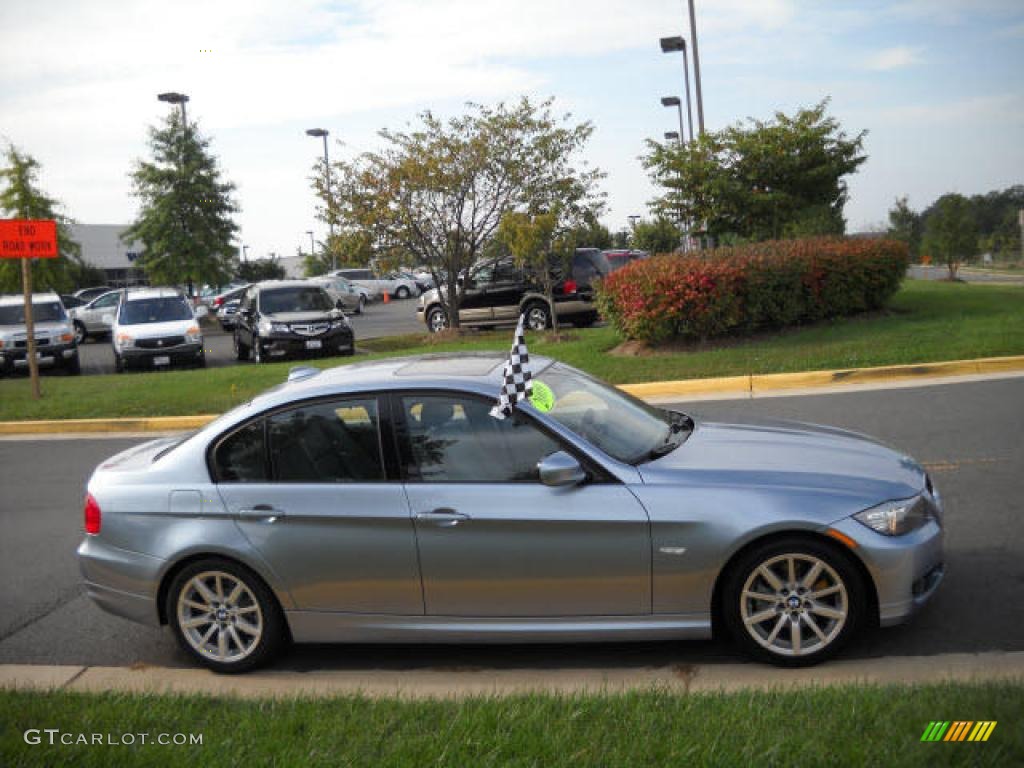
[415,508,469,527]
[238,504,284,523]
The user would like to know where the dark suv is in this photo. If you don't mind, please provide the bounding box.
[234,281,355,363]
[417,248,610,332]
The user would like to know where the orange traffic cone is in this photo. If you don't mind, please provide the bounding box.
[383,291,390,304]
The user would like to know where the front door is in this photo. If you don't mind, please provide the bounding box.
[457,264,494,324]
[81,291,120,333]
[214,396,422,614]
[395,393,651,617]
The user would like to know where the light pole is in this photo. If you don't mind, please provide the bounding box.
[157,91,192,294]
[664,131,680,142]
[242,244,249,260]
[627,215,641,229]
[659,37,696,141]
[306,230,315,258]
[306,128,335,271]
[661,97,686,146]
[687,0,705,136]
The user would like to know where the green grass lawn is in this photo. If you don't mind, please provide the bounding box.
[1,279,1022,422]
[1,683,1020,767]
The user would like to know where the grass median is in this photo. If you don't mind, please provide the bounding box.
[1,682,1021,766]
[1,279,1022,422]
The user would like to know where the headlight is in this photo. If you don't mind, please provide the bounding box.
[116,333,135,348]
[258,319,289,334]
[185,325,202,343]
[853,495,932,536]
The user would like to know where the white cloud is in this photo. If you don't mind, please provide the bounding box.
[864,45,924,71]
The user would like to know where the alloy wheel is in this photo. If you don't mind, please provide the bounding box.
[526,305,549,331]
[428,308,448,332]
[176,570,263,664]
[739,553,848,657]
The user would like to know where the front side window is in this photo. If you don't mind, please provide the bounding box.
[119,297,193,325]
[92,292,120,309]
[268,398,384,482]
[399,395,562,483]
[214,421,268,482]
[259,287,333,314]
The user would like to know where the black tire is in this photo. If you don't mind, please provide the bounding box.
[233,332,249,361]
[73,322,87,345]
[65,353,82,376]
[356,295,365,314]
[523,301,551,331]
[195,351,207,369]
[166,558,286,674]
[114,353,125,374]
[720,536,867,667]
[395,285,411,300]
[252,337,265,364]
[426,306,449,333]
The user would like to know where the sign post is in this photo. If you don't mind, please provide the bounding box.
[0,219,59,400]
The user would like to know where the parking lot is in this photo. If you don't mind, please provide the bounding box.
[70,297,425,376]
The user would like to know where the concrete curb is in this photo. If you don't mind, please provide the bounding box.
[1,652,1022,699]
[1,355,1023,436]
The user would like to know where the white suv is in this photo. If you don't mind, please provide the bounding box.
[330,268,420,300]
[109,288,204,373]
[0,292,80,375]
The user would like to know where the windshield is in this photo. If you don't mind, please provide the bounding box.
[0,302,67,325]
[536,363,691,464]
[119,297,193,325]
[260,287,333,314]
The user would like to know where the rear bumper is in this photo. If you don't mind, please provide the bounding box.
[829,516,945,627]
[77,536,163,627]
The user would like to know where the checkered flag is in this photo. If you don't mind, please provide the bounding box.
[490,313,533,420]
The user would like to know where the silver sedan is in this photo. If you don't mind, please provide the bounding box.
[78,354,944,672]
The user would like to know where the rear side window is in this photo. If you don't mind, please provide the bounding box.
[268,398,385,482]
[214,421,268,482]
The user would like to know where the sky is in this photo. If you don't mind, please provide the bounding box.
[1,0,1022,260]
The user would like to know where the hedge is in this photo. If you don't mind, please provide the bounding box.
[595,237,909,344]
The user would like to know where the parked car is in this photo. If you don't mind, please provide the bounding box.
[330,268,420,299]
[310,275,369,314]
[205,284,250,312]
[217,299,241,331]
[60,294,87,310]
[73,286,115,303]
[0,292,80,376]
[417,248,610,332]
[68,289,121,344]
[602,249,649,271]
[78,352,944,672]
[110,288,205,372]
[233,281,354,363]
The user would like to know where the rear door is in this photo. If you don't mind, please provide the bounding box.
[80,291,120,333]
[214,396,422,614]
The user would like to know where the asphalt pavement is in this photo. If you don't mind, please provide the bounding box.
[908,264,1024,283]
[71,297,426,376]
[0,376,1021,670]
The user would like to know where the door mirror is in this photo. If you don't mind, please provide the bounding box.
[336,299,345,310]
[538,451,586,487]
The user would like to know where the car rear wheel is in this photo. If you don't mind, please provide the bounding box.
[524,302,551,331]
[395,285,410,299]
[65,353,81,376]
[233,332,249,361]
[721,537,865,667]
[167,558,286,674]
[356,295,365,314]
[426,306,449,333]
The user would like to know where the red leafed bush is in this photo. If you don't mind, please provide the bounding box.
[596,237,909,343]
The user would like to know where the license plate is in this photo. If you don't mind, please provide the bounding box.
[153,355,171,366]
[305,340,322,350]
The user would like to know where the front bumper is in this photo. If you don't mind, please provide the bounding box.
[0,343,78,372]
[121,341,204,368]
[260,327,354,358]
[77,536,164,627]
[830,516,945,627]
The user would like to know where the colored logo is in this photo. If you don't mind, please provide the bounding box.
[920,721,997,742]
[529,380,555,412]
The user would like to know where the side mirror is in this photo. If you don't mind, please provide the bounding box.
[538,451,586,488]
[100,314,114,326]
[336,299,345,310]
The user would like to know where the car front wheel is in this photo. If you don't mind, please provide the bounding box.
[356,295,365,314]
[426,306,449,333]
[167,558,286,673]
[721,537,865,667]
[524,302,551,331]
[233,332,249,361]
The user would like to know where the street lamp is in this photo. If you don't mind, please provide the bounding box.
[306,230,315,257]
[241,244,249,260]
[659,37,696,141]
[306,128,335,271]
[664,131,680,142]
[627,215,641,228]
[157,91,192,294]
[660,97,686,146]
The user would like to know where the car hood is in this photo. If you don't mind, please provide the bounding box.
[264,311,340,323]
[118,319,197,338]
[0,321,72,336]
[637,417,925,502]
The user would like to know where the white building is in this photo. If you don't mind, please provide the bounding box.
[66,224,147,287]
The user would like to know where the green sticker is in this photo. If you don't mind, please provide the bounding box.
[529,380,555,412]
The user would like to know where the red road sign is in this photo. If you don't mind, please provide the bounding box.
[0,219,58,258]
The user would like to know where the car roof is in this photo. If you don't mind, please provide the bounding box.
[254,280,327,291]
[0,292,61,307]
[122,287,186,301]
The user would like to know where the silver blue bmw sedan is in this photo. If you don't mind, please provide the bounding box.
[78,354,944,672]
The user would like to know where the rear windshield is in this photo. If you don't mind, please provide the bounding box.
[0,302,66,325]
[259,287,333,314]
[119,297,193,325]
[572,250,610,283]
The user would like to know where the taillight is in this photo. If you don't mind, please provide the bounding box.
[84,493,102,535]
[562,280,578,295]
[213,297,224,308]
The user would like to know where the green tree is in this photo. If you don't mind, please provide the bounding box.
[632,217,680,254]
[0,144,84,293]
[235,255,285,282]
[643,100,866,242]
[887,195,923,259]
[571,216,612,249]
[302,229,375,277]
[922,193,978,279]
[325,97,604,327]
[123,111,239,292]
